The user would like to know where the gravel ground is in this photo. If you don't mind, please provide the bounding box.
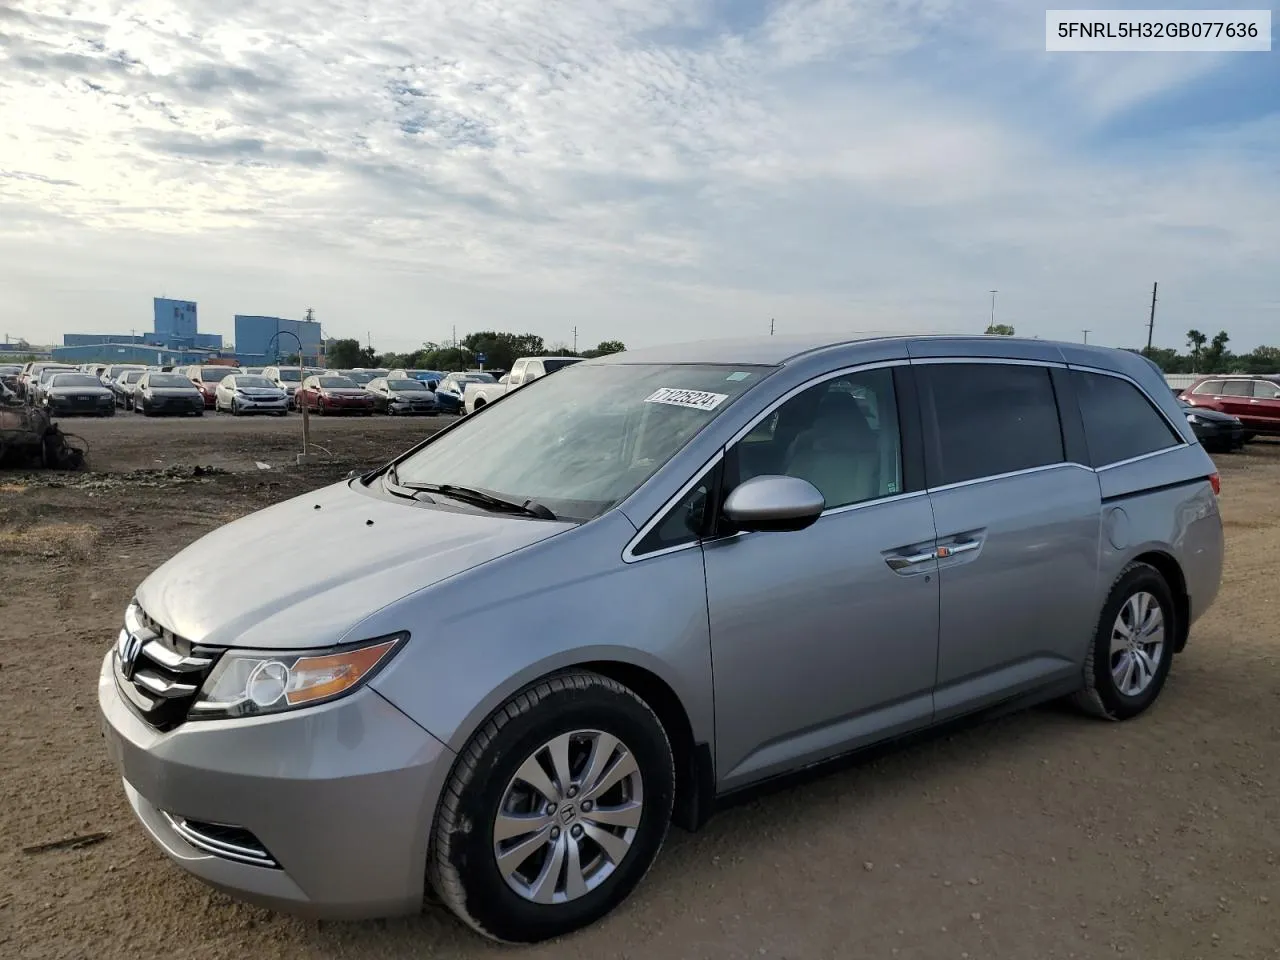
[1,417,1278,960]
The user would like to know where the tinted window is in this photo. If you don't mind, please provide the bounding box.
[1191,380,1223,395]
[1219,381,1252,397]
[201,367,237,381]
[920,363,1064,486]
[232,376,276,389]
[388,379,427,391]
[544,358,582,373]
[1074,371,1181,467]
[734,367,903,509]
[276,369,301,382]
[51,374,102,388]
[149,374,193,388]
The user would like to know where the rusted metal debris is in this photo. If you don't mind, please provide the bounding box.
[22,831,111,855]
[0,401,87,471]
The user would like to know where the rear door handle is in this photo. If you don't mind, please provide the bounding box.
[885,549,937,571]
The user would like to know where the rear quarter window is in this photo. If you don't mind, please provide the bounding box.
[1073,371,1183,467]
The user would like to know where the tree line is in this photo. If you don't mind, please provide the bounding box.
[324,331,627,373]
[983,324,1278,375]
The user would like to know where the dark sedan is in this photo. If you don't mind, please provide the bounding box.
[1179,399,1244,452]
[367,377,439,415]
[135,372,205,416]
[42,373,116,417]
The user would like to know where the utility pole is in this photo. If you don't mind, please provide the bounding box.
[1145,282,1158,353]
[1082,329,1090,344]
[988,290,998,330]
[452,325,457,350]
[572,326,578,353]
[770,318,775,336]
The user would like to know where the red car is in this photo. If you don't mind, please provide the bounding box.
[1181,375,1280,440]
[181,365,241,409]
[297,374,375,416]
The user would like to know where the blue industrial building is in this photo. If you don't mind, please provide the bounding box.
[234,315,323,366]
[55,297,224,364]
[50,343,207,366]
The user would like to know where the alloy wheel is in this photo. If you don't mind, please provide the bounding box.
[493,730,644,905]
[1110,591,1165,697]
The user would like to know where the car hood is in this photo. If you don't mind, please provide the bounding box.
[135,480,575,650]
[1183,406,1238,423]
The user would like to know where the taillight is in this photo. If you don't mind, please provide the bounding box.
[1209,472,1220,496]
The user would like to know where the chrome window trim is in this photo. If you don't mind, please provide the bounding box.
[623,359,910,563]
[1066,362,1191,461]
[924,460,1095,495]
[909,356,1067,369]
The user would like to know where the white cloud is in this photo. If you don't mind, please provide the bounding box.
[0,0,1276,352]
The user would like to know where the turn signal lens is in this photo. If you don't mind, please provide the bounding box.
[1209,472,1220,496]
[286,640,399,705]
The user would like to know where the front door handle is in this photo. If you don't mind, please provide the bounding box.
[936,539,981,558]
[885,549,937,571]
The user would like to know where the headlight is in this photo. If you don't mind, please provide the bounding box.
[189,633,405,720]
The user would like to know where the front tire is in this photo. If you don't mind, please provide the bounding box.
[1073,562,1176,721]
[429,672,675,944]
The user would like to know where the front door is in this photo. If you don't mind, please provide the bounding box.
[704,365,939,792]
[913,360,1102,720]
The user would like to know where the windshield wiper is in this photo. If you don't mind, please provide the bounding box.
[395,482,557,520]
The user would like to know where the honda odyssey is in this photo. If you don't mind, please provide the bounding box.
[99,333,1224,943]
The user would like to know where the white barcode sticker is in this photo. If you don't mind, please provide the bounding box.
[644,387,729,411]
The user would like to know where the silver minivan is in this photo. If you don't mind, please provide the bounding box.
[99,334,1224,943]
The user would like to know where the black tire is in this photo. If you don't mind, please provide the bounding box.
[1072,561,1177,721]
[1242,432,1256,443]
[429,672,675,944]
[231,399,240,416]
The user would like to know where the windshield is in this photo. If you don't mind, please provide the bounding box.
[393,363,765,520]
[51,374,102,388]
[201,367,237,381]
[459,373,495,384]
[344,370,377,385]
[276,369,302,382]
[543,358,583,373]
[318,376,357,389]
[234,376,276,389]
[149,374,193,388]
[122,371,143,384]
[388,379,428,391]
[106,365,140,378]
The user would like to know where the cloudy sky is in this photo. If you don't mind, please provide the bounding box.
[1,1,1277,355]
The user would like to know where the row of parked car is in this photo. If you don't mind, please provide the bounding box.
[0,359,512,419]
[1173,374,1280,451]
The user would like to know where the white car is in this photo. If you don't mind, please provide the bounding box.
[461,356,583,414]
[215,374,289,416]
[262,365,305,408]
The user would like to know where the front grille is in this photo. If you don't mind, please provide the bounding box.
[114,603,221,731]
[163,815,279,868]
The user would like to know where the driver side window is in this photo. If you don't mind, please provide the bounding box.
[732,368,903,511]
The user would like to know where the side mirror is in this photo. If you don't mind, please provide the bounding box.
[722,475,825,533]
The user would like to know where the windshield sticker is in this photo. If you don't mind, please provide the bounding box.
[725,371,751,382]
[644,387,729,411]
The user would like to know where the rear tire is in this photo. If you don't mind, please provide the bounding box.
[1072,562,1176,721]
[429,672,675,944]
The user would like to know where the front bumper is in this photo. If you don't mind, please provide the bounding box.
[235,396,288,413]
[98,651,453,919]
[388,399,438,415]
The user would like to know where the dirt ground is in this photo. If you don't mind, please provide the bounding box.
[2,416,1278,960]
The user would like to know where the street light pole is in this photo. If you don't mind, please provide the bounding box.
[268,331,310,463]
